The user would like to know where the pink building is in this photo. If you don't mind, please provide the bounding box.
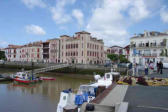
[48,31,105,64]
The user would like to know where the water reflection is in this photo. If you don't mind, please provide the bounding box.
[0,73,92,112]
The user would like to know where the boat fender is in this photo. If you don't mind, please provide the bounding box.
[86,104,95,111]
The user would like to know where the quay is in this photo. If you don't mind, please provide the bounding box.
[81,74,168,112]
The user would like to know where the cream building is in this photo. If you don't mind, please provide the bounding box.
[5,45,21,61]
[49,31,104,64]
[6,42,43,62]
[20,42,43,62]
[130,31,168,65]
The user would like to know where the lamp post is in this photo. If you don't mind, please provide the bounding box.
[31,60,34,80]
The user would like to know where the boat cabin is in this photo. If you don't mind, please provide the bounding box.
[15,72,30,79]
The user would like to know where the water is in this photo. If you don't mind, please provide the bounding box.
[0,69,92,112]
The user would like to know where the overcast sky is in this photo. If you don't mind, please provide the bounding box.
[0,0,168,48]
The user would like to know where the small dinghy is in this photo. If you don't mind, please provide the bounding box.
[40,77,56,80]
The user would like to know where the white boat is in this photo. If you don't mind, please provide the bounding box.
[57,71,120,112]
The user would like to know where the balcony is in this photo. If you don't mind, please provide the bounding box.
[141,53,158,57]
[136,43,166,49]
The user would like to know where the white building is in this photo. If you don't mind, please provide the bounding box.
[130,31,168,65]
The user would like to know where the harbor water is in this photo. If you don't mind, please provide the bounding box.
[0,68,92,112]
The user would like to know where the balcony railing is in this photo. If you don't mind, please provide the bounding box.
[141,53,157,57]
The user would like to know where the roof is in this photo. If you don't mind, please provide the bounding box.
[110,45,123,48]
[75,31,91,35]
[131,31,168,39]
[60,35,70,37]
[7,45,22,49]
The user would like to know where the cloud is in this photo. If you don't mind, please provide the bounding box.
[86,0,154,46]
[129,0,150,22]
[25,24,46,35]
[50,0,76,24]
[160,6,168,23]
[72,9,84,26]
[0,40,8,48]
[21,0,46,9]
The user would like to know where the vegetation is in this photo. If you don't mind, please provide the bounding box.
[107,54,118,63]
[160,49,168,57]
[107,54,129,63]
[0,51,6,60]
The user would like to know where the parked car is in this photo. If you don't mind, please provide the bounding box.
[118,63,130,68]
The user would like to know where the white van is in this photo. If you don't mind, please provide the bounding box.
[0,60,4,64]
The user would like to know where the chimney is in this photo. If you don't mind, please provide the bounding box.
[144,30,148,37]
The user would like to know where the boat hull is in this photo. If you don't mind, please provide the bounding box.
[14,78,41,84]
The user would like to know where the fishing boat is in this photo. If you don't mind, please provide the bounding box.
[57,71,120,112]
[13,72,41,84]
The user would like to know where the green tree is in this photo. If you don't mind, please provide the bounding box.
[119,55,129,63]
[0,51,6,60]
[160,49,164,56]
[107,54,118,63]
[165,49,168,57]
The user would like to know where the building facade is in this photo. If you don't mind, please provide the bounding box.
[130,31,168,65]
[49,31,105,64]
[107,46,123,55]
[5,45,21,61]
[42,42,50,63]
[6,42,43,62]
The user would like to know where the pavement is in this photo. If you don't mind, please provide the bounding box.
[99,85,168,112]
[100,85,128,106]
[124,86,168,112]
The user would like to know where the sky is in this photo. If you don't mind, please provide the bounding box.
[0,0,168,48]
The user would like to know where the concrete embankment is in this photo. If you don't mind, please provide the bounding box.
[0,62,112,75]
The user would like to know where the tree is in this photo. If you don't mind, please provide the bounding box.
[165,49,168,57]
[107,54,129,63]
[160,49,164,56]
[107,54,118,63]
[119,55,129,63]
[0,51,6,60]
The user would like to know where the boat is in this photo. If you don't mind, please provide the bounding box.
[57,71,120,112]
[0,74,13,82]
[40,77,56,80]
[13,72,41,84]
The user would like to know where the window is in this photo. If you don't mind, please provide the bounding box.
[82,51,83,56]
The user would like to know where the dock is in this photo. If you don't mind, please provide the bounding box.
[82,80,168,112]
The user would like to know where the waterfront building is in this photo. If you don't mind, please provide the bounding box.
[130,31,168,65]
[6,42,43,62]
[48,38,60,63]
[42,41,50,63]
[49,31,105,64]
[5,45,21,61]
[20,42,43,62]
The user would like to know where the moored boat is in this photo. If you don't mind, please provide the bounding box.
[0,74,13,82]
[57,71,120,112]
[13,72,41,84]
[40,77,56,80]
